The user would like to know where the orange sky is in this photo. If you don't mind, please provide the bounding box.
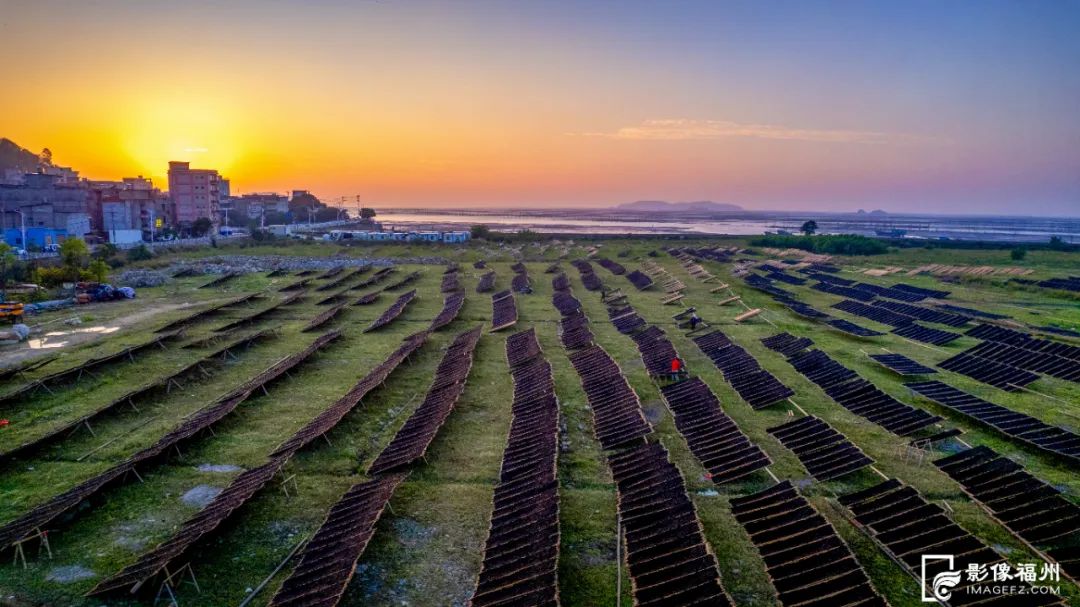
[2,1,1078,214]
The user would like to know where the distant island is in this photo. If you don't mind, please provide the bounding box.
[614,200,743,213]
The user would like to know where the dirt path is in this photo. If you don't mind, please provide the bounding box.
[0,300,196,367]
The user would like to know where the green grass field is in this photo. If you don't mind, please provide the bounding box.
[0,236,1077,606]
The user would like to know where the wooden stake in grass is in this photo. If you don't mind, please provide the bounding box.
[734,308,762,323]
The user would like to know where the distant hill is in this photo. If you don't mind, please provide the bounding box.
[615,200,743,213]
[0,138,45,174]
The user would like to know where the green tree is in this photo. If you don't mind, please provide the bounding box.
[801,220,818,236]
[1010,247,1027,261]
[88,259,109,282]
[288,192,324,221]
[0,243,16,294]
[264,210,289,225]
[1048,235,1068,251]
[192,217,213,237]
[360,207,377,219]
[59,238,89,271]
[313,206,343,222]
[471,224,491,239]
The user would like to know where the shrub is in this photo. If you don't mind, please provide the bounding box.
[749,234,888,255]
[1048,236,1069,251]
[95,243,119,260]
[127,245,154,262]
[192,217,213,237]
[34,266,75,288]
[19,288,51,303]
[502,229,543,243]
[1010,247,1027,261]
[0,243,27,287]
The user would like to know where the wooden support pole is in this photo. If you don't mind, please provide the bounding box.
[787,398,809,417]
[1011,383,1074,408]
[236,536,308,607]
[13,543,26,569]
[868,465,890,481]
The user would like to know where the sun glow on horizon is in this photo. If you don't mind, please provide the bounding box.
[120,98,243,182]
[1,1,1077,214]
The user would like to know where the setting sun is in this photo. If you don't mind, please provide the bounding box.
[120,98,243,182]
[1,1,1077,213]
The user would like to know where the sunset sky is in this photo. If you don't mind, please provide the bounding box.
[2,1,1078,214]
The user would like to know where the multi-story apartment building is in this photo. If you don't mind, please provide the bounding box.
[167,161,224,228]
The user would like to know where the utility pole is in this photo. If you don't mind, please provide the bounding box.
[107,206,117,244]
[16,209,27,252]
[148,208,156,248]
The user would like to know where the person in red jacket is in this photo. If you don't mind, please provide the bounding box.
[670,357,685,381]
